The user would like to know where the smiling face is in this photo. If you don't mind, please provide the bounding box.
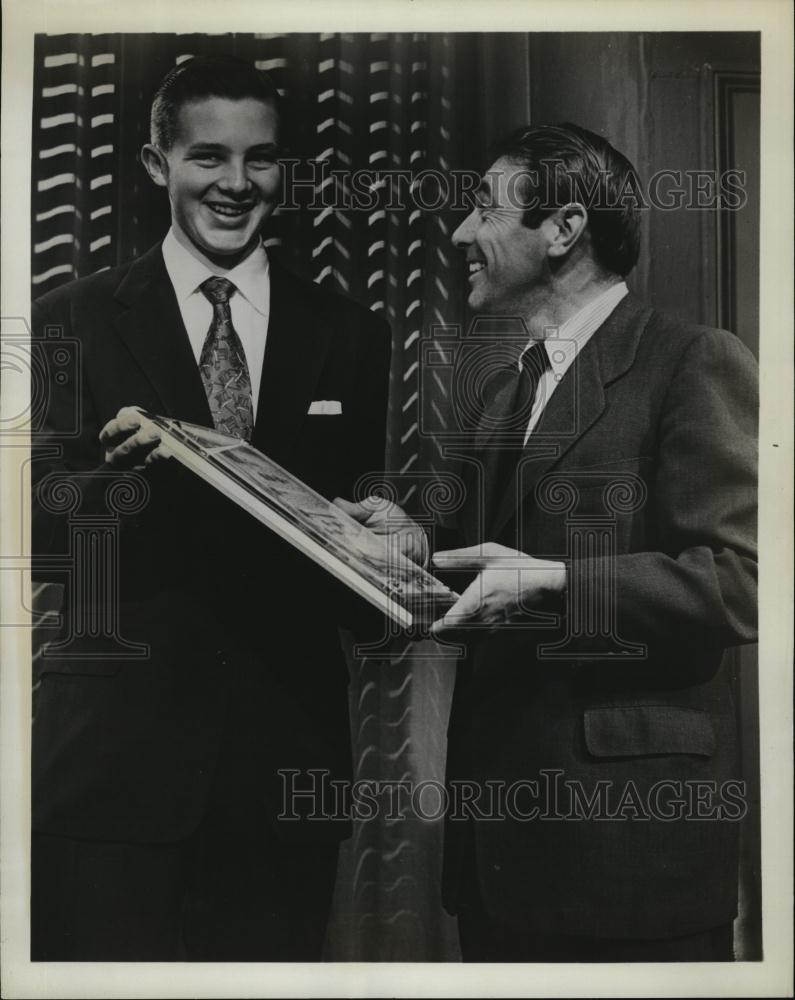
[452,157,555,316]
[142,96,281,270]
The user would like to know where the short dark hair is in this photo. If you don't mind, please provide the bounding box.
[150,54,281,150]
[491,123,642,277]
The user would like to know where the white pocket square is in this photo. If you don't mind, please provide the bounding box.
[308,400,342,415]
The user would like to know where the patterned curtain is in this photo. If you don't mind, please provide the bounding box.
[30,31,493,961]
[31,35,121,289]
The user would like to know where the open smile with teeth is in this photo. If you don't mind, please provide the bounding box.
[468,261,486,276]
[206,202,254,218]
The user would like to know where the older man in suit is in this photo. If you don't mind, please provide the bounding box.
[432,123,758,961]
[31,55,391,961]
[349,122,755,961]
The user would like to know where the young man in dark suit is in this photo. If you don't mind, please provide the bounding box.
[351,123,758,961]
[31,55,391,961]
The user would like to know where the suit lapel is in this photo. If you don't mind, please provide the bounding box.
[488,294,654,539]
[113,245,212,425]
[252,261,332,466]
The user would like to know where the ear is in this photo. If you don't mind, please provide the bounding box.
[140,144,169,188]
[546,203,588,260]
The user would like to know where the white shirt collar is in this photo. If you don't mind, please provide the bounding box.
[161,228,270,316]
[520,281,629,376]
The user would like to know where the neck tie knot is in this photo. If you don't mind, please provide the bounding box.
[516,340,550,411]
[520,340,550,380]
[200,276,236,307]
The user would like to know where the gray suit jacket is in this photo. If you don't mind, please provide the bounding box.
[442,294,758,939]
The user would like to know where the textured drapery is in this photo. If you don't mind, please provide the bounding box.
[31,35,121,288]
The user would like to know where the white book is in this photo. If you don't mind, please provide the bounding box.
[135,410,458,629]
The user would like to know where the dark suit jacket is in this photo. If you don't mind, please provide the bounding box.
[31,243,391,845]
[442,294,758,940]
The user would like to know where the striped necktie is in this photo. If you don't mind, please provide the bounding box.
[514,340,550,430]
[480,340,551,531]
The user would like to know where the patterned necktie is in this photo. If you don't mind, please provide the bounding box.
[198,276,254,440]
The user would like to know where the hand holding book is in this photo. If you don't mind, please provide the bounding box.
[99,406,171,468]
[333,496,429,567]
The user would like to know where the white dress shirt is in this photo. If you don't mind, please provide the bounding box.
[520,281,629,444]
[161,229,271,420]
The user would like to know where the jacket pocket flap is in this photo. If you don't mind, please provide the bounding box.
[583,706,715,758]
